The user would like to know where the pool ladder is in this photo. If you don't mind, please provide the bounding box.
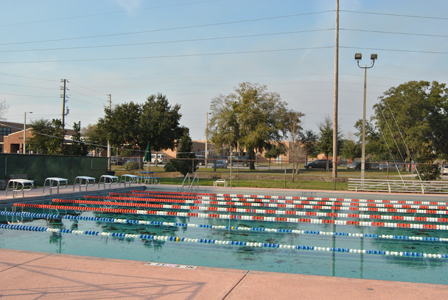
[180,173,199,191]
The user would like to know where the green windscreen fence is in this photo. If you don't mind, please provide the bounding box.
[0,154,108,186]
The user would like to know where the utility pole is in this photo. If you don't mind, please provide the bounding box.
[355,53,377,186]
[205,112,209,168]
[332,0,339,178]
[107,94,111,170]
[60,79,69,129]
[23,112,33,154]
[60,79,69,151]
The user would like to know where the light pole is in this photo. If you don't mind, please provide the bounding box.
[23,111,33,154]
[205,112,211,168]
[355,53,377,184]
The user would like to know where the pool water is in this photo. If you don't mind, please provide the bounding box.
[1,190,448,285]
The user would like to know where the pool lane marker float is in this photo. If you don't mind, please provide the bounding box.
[1,211,445,243]
[1,223,446,259]
[129,190,448,206]
[53,199,448,224]
[118,193,448,210]
[88,195,448,215]
[12,203,448,230]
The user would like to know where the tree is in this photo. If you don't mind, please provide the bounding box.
[82,123,107,156]
[285,110,305,177]
[317,116,342,171]
[97,94,183,166]
[426,82,448,160]
[415,141,440,181]
[166,127,197,176]
[354,119,389,161]
[300,129,319,162]
[209,82,290,169]
[69,122,88,156]
[28,119,66,155]
[371,81,448,162]
[99,101,142,152]
[264,144,286,169]
[140,94,183,166]
[341,139,361,161]
[0,100,8,120]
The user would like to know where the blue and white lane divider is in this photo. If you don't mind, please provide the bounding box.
[1,211,446,243]
[0,223,447,259]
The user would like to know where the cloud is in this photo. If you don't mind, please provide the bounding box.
[114,0,143,13]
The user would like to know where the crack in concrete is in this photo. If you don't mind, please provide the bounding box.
[222,270,250,299]
[0,252,54,273]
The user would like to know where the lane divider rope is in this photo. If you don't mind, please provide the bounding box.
[53,199,448,224]
[12,203,448,230]
[130,190,448,206]
[1,210,445,242]
[1,223,446,259]
[87,195,448,215]
[120,192,448,210]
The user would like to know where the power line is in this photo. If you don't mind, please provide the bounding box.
[341,28,448,38]
[341,46,448,55]
[4,27,446,54]
[341,9,448,20]
[0,92,56,98]
[0,82,56,90]
[0,29,334,53]
[69,72,336,81]
[0,46,335,64]
[2,44,447,64]
[70,89,108,102]
[70,82,109,95]
[0,0,223,28]
[68,96,105,107]
[0,72,55,82]
[0,11,333,46]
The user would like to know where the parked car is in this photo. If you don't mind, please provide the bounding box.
[379,164,388,171]
[389,163,403,170]
[442,165,448,175]
[369,163,379,170]
[226,155,250,166]
[126,157,140,164]
[347,162,362,170]
[304,159,332,170]
[110,156,126,165]
[150,154,166,164]
[347,162,374,170]
[212,160,228,169]
[195,155,206,166]
[407,163,418,171]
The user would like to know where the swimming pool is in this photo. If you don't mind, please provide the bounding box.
[1,188,447,285]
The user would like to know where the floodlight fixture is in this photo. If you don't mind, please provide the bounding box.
[355,53,362,60]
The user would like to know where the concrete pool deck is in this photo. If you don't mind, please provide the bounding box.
[1,248,447,299]
[1,183,448,299]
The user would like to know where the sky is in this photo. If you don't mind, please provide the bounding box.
[0,0,447,143]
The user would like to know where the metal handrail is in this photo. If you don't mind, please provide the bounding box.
[348,178,448,194]
[190,172,199,187]
[181,173,190,187]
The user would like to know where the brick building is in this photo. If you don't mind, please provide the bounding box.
[0,122,29,153]
[0,121,76,154]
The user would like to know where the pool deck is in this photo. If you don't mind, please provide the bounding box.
[1,184,448,299]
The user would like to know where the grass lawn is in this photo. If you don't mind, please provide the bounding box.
[159,177,348,190]
[111,165,413,191]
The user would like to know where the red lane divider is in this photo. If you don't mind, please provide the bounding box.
[12,203,446,230]
[51,199,448,223]
[130,190,448,206]
[90,195,448,213]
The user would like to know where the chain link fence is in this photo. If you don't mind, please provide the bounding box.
[0,153,107,186]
